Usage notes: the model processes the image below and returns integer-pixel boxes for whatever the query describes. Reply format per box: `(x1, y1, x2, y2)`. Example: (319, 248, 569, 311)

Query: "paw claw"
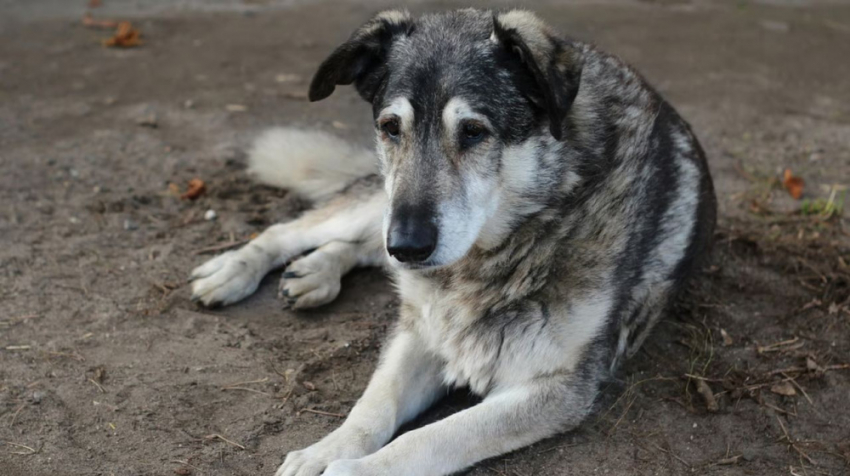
(282, 271, 302, 279)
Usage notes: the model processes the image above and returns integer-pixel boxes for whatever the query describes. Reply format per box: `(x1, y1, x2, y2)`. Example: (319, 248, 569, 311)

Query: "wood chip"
(720, 328, 733, 347)
(696, 379, 719, 412)
(770, 381, 797, 396)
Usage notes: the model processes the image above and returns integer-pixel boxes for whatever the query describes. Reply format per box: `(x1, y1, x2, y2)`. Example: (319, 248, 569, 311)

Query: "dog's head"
(310, 9, 583, 269)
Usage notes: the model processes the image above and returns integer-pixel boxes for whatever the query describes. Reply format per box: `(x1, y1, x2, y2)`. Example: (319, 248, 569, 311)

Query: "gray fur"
(190, 8, 716, 476)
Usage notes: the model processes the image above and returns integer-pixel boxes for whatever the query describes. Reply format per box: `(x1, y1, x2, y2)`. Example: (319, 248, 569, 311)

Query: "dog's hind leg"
(279, 237, 385, 310)
(189, 188, 386, 307)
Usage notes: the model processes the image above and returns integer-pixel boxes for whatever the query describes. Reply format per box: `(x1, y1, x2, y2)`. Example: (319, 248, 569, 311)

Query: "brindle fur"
(190, 8, 716, 476)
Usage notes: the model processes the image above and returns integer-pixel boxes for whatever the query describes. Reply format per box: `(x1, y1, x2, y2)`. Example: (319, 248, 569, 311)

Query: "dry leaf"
(770, 381, 797, 396)
(180, 179, 206, 200)
(302, 381, 316, 391)
(783, 169, 804, 200)
(88, 0, 103, 7)
(720, 328, 733, 347)
(82, 13, 117, 29)
(103, 21, 142, 48)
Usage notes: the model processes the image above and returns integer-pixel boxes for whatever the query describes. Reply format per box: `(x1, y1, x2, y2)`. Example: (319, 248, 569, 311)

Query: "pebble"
(204, 209, 217, 221)
(124, 219, 138, 231)
(31, 391, 45, 404)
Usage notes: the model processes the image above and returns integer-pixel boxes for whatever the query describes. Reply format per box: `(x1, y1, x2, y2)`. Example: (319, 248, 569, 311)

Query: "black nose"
(387, 209, 437, 264)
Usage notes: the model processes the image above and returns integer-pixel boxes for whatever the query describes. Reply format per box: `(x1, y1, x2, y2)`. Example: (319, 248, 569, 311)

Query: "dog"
(189, 8, 716, 476)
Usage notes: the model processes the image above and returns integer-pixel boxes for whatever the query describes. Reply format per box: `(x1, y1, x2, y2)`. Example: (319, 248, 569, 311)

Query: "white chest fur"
(395, 269, 613, 395)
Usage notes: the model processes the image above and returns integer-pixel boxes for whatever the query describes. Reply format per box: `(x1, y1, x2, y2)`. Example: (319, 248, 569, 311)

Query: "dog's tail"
(246, 127, 377, 202)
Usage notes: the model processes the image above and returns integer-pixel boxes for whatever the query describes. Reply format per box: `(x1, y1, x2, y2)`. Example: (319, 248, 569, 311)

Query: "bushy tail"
(246, 128, 378, 202)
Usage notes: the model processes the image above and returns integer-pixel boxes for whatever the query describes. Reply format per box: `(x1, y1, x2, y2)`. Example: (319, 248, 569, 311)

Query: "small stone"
(123, 219, 139, 231)
(183, 99, 195, 109)
(137, 112, 158, 128)
(31, 391, 46, 404)
(69, 217, 81, 224)
(204, 209, 217, 221)
(225, 104, 248, 112)
(275, 73, 302, 83)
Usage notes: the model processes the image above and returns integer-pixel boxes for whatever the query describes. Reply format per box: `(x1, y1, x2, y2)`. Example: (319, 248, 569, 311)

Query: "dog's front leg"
(323, 375, 595, 476)
(276, 330, 445, 476)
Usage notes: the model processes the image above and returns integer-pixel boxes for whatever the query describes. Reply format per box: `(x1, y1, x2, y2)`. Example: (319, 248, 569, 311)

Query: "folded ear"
(493, 11, 583, 141)
(309, 10, 414, 103)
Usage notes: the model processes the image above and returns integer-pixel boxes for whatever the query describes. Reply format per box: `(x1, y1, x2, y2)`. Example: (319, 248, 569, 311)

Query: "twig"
(204, 433, 246, 450)
(782, 372, 814, 405)
(192, 240, 248, 255)
(221, 386, 272, 397)
(649, 441, 691, 469)
(300, 408, 346, 418)
(5, 345, 32, 351)
(764, 402, 797, 417)
(3, 441, 39, 455)
(88, 378, 106, 394)
(767, 364, 850, 376)
(221, 377, 269, 388)
(9, 404, 25, 427)
(776, 415, 816, 465)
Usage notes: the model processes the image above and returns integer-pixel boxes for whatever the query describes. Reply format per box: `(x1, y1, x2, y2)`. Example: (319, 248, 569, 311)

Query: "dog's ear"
(309, 10, 414, 103)
(493, 11, 583, 141)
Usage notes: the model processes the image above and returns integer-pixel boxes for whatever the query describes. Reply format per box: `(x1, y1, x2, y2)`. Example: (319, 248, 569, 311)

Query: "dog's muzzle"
(386, 209, 438, 264)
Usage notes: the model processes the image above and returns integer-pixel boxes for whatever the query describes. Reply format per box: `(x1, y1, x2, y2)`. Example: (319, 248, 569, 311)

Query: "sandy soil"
(1, 1, 849, 475)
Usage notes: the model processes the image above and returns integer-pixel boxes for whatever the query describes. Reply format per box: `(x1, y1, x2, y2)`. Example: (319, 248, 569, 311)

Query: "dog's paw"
(189, 249, 267, 307)
(322, 459, 370, 476)
(275, 439, 369, 476)
(278, 254, 342, 310)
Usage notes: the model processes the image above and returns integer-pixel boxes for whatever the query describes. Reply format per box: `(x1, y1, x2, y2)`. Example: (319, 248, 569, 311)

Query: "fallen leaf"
(174, 468, 191, 476)
(181, 179, 206, 200)
(88, 0, 103, 7)
(82, 12, 117, 29)
(783, 169, 804, 200)
(720, 328, 733, 347)
(770, 381, 797, 397)
(103, 21, 142, 48)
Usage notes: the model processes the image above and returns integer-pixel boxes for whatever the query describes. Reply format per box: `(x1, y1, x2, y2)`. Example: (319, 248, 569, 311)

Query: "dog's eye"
(381, 118, 401, 138)
(460, 121, 487, 147)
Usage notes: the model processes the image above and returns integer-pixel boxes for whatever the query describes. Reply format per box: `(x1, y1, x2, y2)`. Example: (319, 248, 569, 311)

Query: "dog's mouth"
(386, 253, 440, 271)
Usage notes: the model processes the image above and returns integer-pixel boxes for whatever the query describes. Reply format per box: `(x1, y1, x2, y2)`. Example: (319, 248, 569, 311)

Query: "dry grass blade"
(193, 240, 248, 255)
(204, 433, 245, 450)
(3, 441, 39, 455)
(300, 408, 346, 418)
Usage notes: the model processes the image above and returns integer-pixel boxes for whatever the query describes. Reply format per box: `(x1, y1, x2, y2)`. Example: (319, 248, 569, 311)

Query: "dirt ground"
(1, 1, 849, 475)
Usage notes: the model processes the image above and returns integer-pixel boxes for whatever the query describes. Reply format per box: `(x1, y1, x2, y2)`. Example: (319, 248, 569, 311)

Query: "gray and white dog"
(189, 8, 716, 476)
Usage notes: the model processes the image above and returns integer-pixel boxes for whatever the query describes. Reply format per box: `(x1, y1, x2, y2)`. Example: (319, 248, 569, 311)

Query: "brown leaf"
(103, 21, 142, 48)
(770, 381, 797, 396)
(180, 179, 206, 200)
(88, 0, 103, 7)
(783, 169, 804, 200)
(174, 468, 191, 476)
